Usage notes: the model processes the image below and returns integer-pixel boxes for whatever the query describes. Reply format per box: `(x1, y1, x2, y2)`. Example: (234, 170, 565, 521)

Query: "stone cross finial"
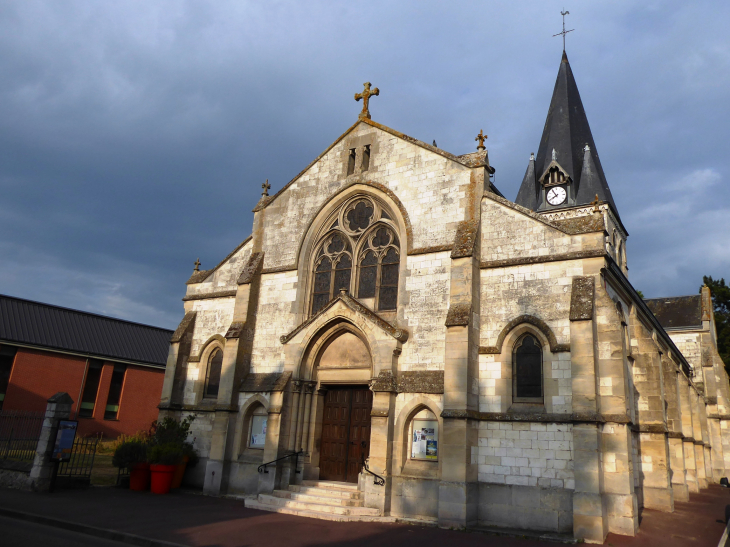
(475, 129, 487, 151)
(355, 82, 379, 119)
(261, 179, 270, 196)
(194, 258, 201, 272)
(590, 194, 600, 213)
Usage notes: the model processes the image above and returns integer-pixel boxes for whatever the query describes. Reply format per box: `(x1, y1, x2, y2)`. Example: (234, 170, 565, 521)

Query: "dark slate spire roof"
(515, 51, 620, 219)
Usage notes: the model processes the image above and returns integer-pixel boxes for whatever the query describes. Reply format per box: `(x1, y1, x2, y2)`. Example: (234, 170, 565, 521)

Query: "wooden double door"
(319, 387, 372, 483)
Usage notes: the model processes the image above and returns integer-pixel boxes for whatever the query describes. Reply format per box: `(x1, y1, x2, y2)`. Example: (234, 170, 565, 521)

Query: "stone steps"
(271, 490, 365, 507)
(256, 493, 380, 516)
(244, 480, 395, 522)
(287, 484, 363, 500)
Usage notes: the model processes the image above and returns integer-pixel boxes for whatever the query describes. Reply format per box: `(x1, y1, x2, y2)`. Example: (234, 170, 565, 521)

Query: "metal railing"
(258, 450, 303, 474)
(57, 436, 100, 485)
(362, 459, 385, 486)
(0, 410, 44, 463)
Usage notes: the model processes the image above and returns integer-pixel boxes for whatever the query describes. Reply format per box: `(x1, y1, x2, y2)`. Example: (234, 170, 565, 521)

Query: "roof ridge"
(0, 294, 173, 333)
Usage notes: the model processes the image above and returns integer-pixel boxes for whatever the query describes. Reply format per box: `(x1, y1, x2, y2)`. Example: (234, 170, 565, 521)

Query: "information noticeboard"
(51, 420, 78, 462)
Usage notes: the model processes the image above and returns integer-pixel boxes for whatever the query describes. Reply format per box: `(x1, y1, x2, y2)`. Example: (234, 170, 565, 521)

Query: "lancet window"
(513, 334, 543, 402)
(310, 196, 401, 315)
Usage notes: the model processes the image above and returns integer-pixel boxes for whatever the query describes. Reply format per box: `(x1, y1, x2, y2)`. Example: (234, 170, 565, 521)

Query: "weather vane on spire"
(553, 9, 574, 52)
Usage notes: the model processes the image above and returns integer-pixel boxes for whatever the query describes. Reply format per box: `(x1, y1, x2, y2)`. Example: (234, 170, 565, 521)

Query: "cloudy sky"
(1, 1, 728, 329)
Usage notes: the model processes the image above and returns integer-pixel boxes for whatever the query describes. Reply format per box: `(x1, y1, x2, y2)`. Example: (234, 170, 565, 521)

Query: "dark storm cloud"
(1, 1, 728, 327)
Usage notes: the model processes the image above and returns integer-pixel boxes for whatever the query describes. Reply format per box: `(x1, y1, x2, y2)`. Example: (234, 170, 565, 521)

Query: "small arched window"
(409, 408, 438, 461)
(203, 348, 223, 399)
(513, 334, 543, 402)
(247, 405, 268, 449)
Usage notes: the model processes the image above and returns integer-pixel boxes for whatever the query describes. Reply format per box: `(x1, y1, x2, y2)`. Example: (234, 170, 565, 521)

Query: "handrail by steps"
(362, 459, 385, 486)
(258, 450, 303, 474)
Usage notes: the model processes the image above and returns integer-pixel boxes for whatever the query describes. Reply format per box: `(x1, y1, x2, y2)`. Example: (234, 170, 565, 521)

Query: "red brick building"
(0, 295, 172, 438)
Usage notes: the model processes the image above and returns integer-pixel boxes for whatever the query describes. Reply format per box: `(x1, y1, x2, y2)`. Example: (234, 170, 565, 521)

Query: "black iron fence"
(0, 409, 44, 463)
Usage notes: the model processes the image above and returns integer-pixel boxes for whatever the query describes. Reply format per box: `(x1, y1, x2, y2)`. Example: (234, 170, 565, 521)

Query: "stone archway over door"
(320, 386, 372, 483)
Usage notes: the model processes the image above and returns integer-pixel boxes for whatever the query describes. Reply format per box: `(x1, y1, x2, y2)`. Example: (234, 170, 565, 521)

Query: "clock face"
(546, 186, 567, 206)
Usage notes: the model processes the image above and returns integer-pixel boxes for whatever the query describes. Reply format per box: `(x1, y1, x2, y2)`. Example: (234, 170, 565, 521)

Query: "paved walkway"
(0, 485, 726, 547)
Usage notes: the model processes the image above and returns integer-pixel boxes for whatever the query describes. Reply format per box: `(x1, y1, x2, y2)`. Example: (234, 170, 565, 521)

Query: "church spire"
(515, 51, 620, 220)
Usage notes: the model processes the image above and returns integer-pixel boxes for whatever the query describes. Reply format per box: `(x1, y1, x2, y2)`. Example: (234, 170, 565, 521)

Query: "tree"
(702, 276, 730, 372)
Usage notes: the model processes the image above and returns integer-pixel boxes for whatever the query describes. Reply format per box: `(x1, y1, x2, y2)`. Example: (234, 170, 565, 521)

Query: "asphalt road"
(0, 515, 130, 547)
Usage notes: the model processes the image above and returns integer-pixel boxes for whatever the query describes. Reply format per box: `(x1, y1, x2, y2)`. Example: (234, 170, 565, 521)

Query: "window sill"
(401, 459, 439, 479)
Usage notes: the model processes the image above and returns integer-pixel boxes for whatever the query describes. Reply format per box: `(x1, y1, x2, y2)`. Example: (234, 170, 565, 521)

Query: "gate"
(55, 436, 100, 488)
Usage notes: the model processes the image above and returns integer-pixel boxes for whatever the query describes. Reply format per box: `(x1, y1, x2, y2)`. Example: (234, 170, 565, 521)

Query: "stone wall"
(479, 483, 573, 533)
(250, 271, 299, 374)
(401, 252, 451, 371)
(476, 422, 574, 489)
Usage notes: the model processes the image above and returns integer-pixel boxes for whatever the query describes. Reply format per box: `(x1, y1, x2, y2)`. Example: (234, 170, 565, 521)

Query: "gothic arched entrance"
(312, 329, 373, 483)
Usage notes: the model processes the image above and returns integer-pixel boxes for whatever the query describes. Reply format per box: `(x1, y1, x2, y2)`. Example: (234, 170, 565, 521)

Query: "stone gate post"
(29, 392, 73, 492)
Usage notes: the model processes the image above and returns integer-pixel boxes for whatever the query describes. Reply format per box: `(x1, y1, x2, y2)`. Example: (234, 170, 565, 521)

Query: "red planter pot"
(150, 464, 177, 494)
(171, 456, 189, 489)
(129, 463, 150, 491)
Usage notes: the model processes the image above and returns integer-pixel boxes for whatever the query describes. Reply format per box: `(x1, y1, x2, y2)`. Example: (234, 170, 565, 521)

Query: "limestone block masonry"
(158, 58, 730, 544)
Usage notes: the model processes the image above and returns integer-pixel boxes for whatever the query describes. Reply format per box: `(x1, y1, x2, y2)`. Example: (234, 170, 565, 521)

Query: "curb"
(0, 506, 187, 547)
(719, 513, 730, 547)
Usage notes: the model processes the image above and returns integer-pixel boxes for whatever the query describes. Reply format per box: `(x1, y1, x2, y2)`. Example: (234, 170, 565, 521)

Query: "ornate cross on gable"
(194, 258, 201, 272)
(261, 179, 270, 196)
(475, 129, 488, 151)
(355, 82, 379, 120)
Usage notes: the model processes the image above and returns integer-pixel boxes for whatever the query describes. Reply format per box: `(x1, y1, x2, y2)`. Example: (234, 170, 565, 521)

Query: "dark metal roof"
(515, 51, 621, 221)
(644, 295, 703, 330)
(0, 294, 173, 368)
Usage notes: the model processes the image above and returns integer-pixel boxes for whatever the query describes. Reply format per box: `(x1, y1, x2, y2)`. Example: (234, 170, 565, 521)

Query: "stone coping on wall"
(182, 290, 237, 302)
(170, 311, 197, 344)
(186, 236, 253, 284)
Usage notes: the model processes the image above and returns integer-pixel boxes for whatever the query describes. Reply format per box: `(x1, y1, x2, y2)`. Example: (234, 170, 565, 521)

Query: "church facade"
(157, 52, 730, 543)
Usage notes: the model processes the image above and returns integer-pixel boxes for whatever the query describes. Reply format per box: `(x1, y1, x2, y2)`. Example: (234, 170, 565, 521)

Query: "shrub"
(112, 441, 148, 469)
(148, 443, 185, 466)
(149, 415, 195, 446)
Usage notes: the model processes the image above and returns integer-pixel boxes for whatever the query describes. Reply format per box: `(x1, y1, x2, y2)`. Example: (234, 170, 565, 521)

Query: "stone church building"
(158, 51, 730, 543)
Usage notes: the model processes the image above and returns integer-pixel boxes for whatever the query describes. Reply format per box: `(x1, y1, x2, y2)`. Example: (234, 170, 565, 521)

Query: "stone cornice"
(480, 248, 605, 270)
(408, 244, 453, 256)
(440, 410, 632, 425)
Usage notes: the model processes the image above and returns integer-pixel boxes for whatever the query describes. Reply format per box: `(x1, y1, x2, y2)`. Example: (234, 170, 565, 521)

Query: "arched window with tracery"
(358, 226, 400, 310)
(312, 233, 352, 314)
(310, 196, 401, 316)
(512, 334, 543, 402)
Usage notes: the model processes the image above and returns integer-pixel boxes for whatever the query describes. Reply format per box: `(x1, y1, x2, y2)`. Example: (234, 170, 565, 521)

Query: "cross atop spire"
(261, 179, 270, 196)
(355, 82, 379, 120)
(475, 129, 488, 151)
(553, 10, 574, 52)
(194, 258, 201, 272)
